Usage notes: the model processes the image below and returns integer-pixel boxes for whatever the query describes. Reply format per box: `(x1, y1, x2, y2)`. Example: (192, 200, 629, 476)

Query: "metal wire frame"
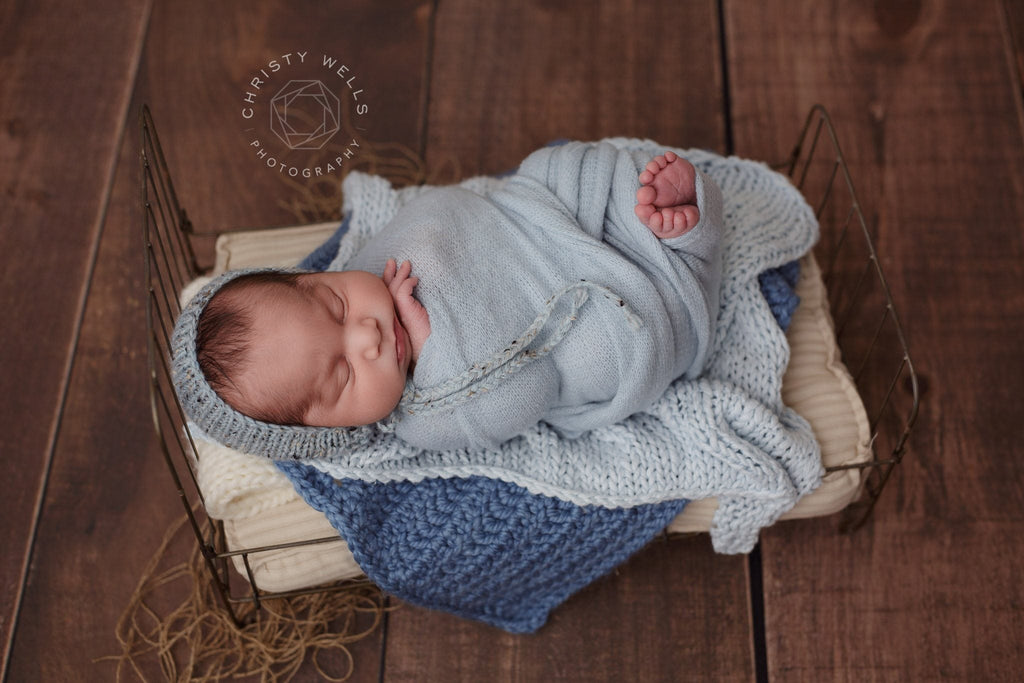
(141, 103, 919, 624)
(780, 104, 920, 532)
(141, 106, 372, 627)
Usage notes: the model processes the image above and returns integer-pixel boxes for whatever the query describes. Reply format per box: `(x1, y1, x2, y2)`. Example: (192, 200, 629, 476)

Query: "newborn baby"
(178, 144, 724, 451)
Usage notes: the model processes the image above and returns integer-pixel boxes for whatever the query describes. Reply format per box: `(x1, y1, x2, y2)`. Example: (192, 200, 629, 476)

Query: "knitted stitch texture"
(341, 140, 723, 451)
(278, 466, 687, 633)
(171, 141, 821, 559)
(273, 220, 798, 633)
(271, 213, 797, 633)
(173, 142, 805, 631)
(281, 207, 724, 633)
(313, 142, 822, 554)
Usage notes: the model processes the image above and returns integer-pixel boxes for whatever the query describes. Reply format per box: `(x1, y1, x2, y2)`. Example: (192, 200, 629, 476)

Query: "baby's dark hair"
(195, 271, 310, 425)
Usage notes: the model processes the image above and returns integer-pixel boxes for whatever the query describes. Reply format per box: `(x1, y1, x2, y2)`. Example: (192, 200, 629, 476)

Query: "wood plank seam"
(997, 0, 1024, 145)
(717, 1, 767, 678)
(717, 0, 736, 156)
(415, 0, 440, 164)
(0, 3, 155, 679)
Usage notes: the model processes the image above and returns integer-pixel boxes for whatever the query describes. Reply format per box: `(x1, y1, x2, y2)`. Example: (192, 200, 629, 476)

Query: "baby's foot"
(634, 151, 700, 239)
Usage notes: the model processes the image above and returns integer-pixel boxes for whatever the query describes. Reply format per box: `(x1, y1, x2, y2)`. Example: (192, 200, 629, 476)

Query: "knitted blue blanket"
(275, 144, 810, 632)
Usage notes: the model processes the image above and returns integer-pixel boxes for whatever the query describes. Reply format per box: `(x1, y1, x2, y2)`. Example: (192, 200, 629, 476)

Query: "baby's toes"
(634, 202, 655, 223)
(636, 184, 656, 205)
(645, 156, 667, 175)
(646, 209, 664, 231)
(673, 209, 689, 232)
(658, 205, 700, 238)
(682, 205, 700, 229)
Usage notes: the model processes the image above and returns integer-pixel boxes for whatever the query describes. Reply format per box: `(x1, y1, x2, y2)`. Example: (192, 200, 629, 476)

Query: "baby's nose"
(351, 318, 382, 359)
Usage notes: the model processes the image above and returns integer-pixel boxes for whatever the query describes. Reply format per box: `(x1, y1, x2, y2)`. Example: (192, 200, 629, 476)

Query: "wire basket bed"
(142, 104, 919, 625)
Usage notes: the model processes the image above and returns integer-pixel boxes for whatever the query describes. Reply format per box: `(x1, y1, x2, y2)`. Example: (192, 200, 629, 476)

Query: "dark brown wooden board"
(9, 0, 1024, 679)
(383, 536, 754, 682)
(1003, 0, 1024, 106)
(422, 0, 726, 177)
(0, 0, 151, 674)
(5, 0, 429, 680)
(379, 2, 755, 680)
(726, 0, 1024, 679)
(8, 101, 393, 683)
(139, 0, 433, 234)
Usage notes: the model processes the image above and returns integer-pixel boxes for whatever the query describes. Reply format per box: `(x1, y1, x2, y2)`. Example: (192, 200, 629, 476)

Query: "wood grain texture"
(382, 2, 755, 680)
(1004, 0, 1024, 109)
(727, 0, 1024, 679)
(0, 0, 150, 675)
(139, 0, 432, 233)
(383, 536, 754, 682)
(5, 96, 385, 683)
(423, 0, 727, 175)
(10, 0, 1024, 679)
(6, 0, 430, 679)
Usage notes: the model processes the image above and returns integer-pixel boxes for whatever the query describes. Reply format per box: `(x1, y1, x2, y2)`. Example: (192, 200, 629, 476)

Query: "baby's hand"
(383, 259, 431, 361)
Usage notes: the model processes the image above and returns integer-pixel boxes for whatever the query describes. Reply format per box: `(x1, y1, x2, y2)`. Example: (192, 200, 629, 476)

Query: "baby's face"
(238, 271, 413, 427)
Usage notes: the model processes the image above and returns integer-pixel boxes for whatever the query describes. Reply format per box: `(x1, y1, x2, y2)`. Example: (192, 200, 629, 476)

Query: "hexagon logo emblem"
(269, 80, 341, 150)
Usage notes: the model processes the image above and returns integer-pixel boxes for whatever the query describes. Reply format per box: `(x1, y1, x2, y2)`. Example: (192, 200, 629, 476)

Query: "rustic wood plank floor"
(3, 0, 1023, 681)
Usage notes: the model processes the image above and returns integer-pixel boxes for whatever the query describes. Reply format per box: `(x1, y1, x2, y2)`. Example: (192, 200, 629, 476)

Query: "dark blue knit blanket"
(274, 214, 799, 633)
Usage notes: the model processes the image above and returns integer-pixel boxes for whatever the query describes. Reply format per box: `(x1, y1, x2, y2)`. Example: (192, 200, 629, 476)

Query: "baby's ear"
(180, 276, 214, 307)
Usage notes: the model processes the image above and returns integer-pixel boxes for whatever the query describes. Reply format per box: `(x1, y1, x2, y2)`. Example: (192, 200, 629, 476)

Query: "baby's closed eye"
(325, 288, 347, 322)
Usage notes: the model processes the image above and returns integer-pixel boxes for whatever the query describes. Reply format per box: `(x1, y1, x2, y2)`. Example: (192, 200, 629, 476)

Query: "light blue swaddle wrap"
(343, 140, 723, 452)
(301, 139, 822, 553)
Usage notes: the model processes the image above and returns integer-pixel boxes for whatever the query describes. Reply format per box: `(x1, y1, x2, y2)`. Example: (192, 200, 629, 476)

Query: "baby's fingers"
(397, 275, 419, 298)
(384, 260, 415, 298)
(393, 276, 420, 312)
(382, 258, 397, 285)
